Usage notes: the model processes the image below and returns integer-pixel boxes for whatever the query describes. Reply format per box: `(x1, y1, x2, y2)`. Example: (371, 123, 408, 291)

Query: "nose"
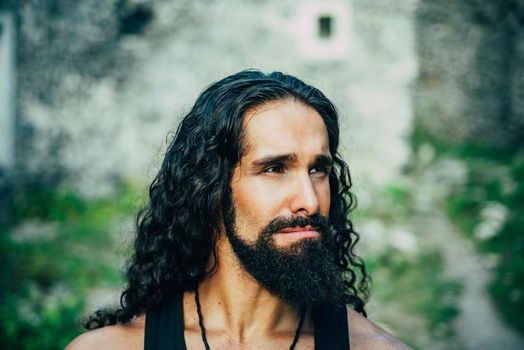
(290, 172, 320, 216)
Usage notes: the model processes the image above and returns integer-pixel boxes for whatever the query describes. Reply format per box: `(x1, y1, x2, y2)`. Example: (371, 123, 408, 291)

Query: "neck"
(184, 235, 309, 343)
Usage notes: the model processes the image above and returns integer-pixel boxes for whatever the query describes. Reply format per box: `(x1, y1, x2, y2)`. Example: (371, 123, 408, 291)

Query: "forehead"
(241, 100, 330, 159)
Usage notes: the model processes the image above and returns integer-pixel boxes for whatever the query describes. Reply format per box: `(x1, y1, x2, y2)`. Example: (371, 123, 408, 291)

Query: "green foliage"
(355, 181, 414, 224)
(357, 178, 461, 349)
(0, 183, 140, 349)
(410, 119, 518, 161)
(369, 249, 461, 340)
(417, 126, 524, 334)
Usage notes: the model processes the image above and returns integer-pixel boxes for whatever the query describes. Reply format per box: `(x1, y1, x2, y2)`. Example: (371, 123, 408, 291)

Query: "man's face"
(230, 99, 332, 247)
(224, 99, 346, 306)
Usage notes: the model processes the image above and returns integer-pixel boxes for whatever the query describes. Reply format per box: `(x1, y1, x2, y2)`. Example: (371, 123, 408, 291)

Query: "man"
(67, 70, 410, 349)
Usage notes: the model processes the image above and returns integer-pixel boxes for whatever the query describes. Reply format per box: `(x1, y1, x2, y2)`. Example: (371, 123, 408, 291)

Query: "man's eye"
(310, 166, 331, 176)
(263, 165, 285, 174)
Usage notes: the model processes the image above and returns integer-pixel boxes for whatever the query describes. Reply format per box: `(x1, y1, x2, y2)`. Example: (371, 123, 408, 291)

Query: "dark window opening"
(119, 4, 154, 36)
(318, 15, 333, 39)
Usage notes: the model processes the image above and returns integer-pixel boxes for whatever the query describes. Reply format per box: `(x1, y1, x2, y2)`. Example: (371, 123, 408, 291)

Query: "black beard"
(223, 204, 346, 307)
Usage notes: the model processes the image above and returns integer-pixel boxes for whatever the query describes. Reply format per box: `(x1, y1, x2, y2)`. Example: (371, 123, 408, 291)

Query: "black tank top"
(144, 293, 350, 349)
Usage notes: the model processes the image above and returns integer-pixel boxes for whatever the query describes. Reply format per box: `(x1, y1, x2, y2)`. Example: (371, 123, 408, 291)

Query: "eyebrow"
(251, 154, 297, 168)
(251, 153, 333, 168)
(314, 154, 334, 168)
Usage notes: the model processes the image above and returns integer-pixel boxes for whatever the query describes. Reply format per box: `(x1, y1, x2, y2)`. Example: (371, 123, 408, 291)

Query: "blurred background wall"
(0, 0, 522, 349)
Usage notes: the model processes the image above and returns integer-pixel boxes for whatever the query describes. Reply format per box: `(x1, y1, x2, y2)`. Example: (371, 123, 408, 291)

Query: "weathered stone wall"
(414, 0, 524, 148)
(12, 0, 152, 191)
(0, 8, 16, 224)
(13, 0, 418, 196)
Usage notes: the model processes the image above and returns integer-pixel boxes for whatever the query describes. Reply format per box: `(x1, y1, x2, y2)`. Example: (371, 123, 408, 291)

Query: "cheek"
(233, 177, 284, 217)
(317, 182, 331, 216)
(231, 183, 274, 240)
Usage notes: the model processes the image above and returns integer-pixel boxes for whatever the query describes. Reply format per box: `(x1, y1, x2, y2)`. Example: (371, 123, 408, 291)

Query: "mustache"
(261, 214, 331, 237)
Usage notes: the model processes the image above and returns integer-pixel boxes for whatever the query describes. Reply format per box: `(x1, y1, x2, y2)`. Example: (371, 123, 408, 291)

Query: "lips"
(276, 225, 320, 239)
(280, 225, 318, 233)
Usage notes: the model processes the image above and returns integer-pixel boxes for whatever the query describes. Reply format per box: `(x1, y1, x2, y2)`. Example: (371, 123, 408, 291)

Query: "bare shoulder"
(65, 315, 145, 350)
(347, 307, 412, 350)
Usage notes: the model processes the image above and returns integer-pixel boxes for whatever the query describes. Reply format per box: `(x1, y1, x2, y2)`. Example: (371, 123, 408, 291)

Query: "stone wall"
(0, 9, 16, 225)
(13, 0, 418, 196)
(414, 0, 524, 148)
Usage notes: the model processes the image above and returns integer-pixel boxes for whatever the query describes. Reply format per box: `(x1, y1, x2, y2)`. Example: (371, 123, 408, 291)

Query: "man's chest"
(183, 328, 315, 350)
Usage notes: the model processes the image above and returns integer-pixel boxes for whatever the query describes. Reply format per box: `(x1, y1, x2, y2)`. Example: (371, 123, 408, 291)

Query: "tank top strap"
(144, 293, 186, 350)
(313, 304, 350, 350)
(144, 293, 350, 350)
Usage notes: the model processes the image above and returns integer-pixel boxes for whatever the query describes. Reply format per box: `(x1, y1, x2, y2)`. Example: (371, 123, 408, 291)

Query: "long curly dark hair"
(84, 70, 370, 329)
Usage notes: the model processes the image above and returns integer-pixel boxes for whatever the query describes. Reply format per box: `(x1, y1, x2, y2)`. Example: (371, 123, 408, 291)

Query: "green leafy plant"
(0, 183, 140, 349)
